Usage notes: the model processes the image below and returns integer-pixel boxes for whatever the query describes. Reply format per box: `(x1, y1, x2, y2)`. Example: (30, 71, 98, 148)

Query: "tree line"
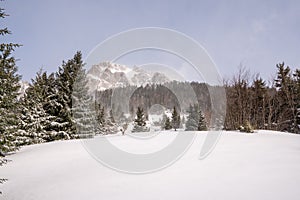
(224, 65, 300, 134)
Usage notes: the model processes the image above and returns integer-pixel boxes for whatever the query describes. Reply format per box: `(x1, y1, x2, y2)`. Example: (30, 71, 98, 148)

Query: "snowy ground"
(1, 130, 300, 200)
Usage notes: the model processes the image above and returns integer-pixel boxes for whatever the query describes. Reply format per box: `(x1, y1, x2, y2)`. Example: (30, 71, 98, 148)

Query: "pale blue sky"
(2, 0, 300, 81)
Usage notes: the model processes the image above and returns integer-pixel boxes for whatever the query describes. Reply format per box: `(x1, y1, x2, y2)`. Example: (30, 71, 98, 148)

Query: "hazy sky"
(2, 0, 300, 81)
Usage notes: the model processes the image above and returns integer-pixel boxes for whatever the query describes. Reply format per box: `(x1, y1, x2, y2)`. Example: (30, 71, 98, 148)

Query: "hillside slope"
(1, 131, 300, 200)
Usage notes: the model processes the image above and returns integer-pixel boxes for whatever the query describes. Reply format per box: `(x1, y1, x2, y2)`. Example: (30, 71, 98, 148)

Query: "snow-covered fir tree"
(164, 117, 172, 130)
(19, 70, 57, 144)
(161, 113, 168, 130)
(198, 109, 207, 131)
(95, 102, 106, 134)
(0, 7, 21, 153)
(95, 103, 118, 135)
(185, 104, 207, 131)
(171, 106, 180, 131)
(72, 67, 94, 138)
(132, 107, 149, 132)
(106, 109, 118, 134)
(54, 51, 85, 138)
(294, 69, 300, 133)
(185, 104, 199, 131)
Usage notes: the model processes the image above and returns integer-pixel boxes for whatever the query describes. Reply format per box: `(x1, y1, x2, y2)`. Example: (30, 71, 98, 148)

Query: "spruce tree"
(160, 113, 168, 130)
(0, 6, 21, 195)
(95, 102, 106, 134)
(72, 67, 94, 138)
(106, 109, 118, 134)
(164, 117, 172, 130)
(0, 7, 21, 153)
(171, 106, 180, 131)
(185, 104, 199, 131)
(293, 69, 300, 133)
(55, 51, 84, 138)
(198, 110, 207, 131)
(19, 70, 56, 144)
(275, 63, 295, 132)
(132, 107, 149, 132)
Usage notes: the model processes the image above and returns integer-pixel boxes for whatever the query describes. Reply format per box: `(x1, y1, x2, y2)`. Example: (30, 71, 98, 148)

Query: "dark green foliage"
(185, 104, 207, 131)
(185, 104, 199, 131)
(0, 6, 21, 153)
(19, 70, 57, 144)
(72, 66, 94, 138)
(198, 110, 207, 131)
(294, 70, 300, 132)
(0, 5, 21, 195)
(53, 51, 85, 138)
(95, 103, 119, 135)
(132, 107, 149, 132)
(164, 117, 172, 130)
(171, 106, 180, 131)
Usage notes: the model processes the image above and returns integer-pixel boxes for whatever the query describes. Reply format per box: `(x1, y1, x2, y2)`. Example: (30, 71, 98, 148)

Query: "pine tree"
(109, 109, 115, 123)
(293, 69, 300, 133)
(54, 52, 84, 138)
(94, 103, 119, 135)
(42, 72, 64, 135)
(72, 66, 94, 138)
(185, 104, 199, 131)
(198, 109, 207, 131)
(0, 6, 21, 195)
(19, 70, 56, 144)
(164, 117, 172, 130)
(132, 107, 149, 132)
(171, 106, 180, 131)
(95, 102, 106, 134)
(0, 7, 21, 153)
(251, 77, 267, 129)
(274, 63, 295, 132)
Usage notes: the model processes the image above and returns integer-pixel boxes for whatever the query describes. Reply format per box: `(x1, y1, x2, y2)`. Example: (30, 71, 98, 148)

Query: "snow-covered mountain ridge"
(87, 62, 170, 92)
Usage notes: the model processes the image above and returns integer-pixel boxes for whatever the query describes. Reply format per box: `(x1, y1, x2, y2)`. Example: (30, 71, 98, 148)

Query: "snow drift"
(1, 130, 300, 200)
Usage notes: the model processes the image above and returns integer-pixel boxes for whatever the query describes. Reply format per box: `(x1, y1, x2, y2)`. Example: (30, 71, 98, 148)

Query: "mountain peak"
(87, 62, 170, 92)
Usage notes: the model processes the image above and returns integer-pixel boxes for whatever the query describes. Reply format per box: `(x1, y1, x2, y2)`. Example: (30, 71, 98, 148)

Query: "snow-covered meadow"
(1, 130, 300, 200)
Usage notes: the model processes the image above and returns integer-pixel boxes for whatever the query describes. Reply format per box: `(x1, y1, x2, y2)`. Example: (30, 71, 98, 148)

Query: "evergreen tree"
(185, 104, 199, 131)
(274, 63, 295, 132)
(19, 70, 56, 144)
(0, 7, 21, 153)
(164, 117, 172, 130)
(95, 103, 118, 135)
(293, 69, 300, 133)
(251, 77, 267, 129)
(132, 107, 149, 132)
(72, 67, 94, 138)
(0, 6, 21, 194)
(198, 109, 207, 131)
(105, 108, 118, 134)
(171, 106, 180, 131)
(54, 52, 84, 138)
(42, 72, 64, 135)
(109, 109, 115, 123)
(95, 102, 106, 134)
(160, 113, 168, 130)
